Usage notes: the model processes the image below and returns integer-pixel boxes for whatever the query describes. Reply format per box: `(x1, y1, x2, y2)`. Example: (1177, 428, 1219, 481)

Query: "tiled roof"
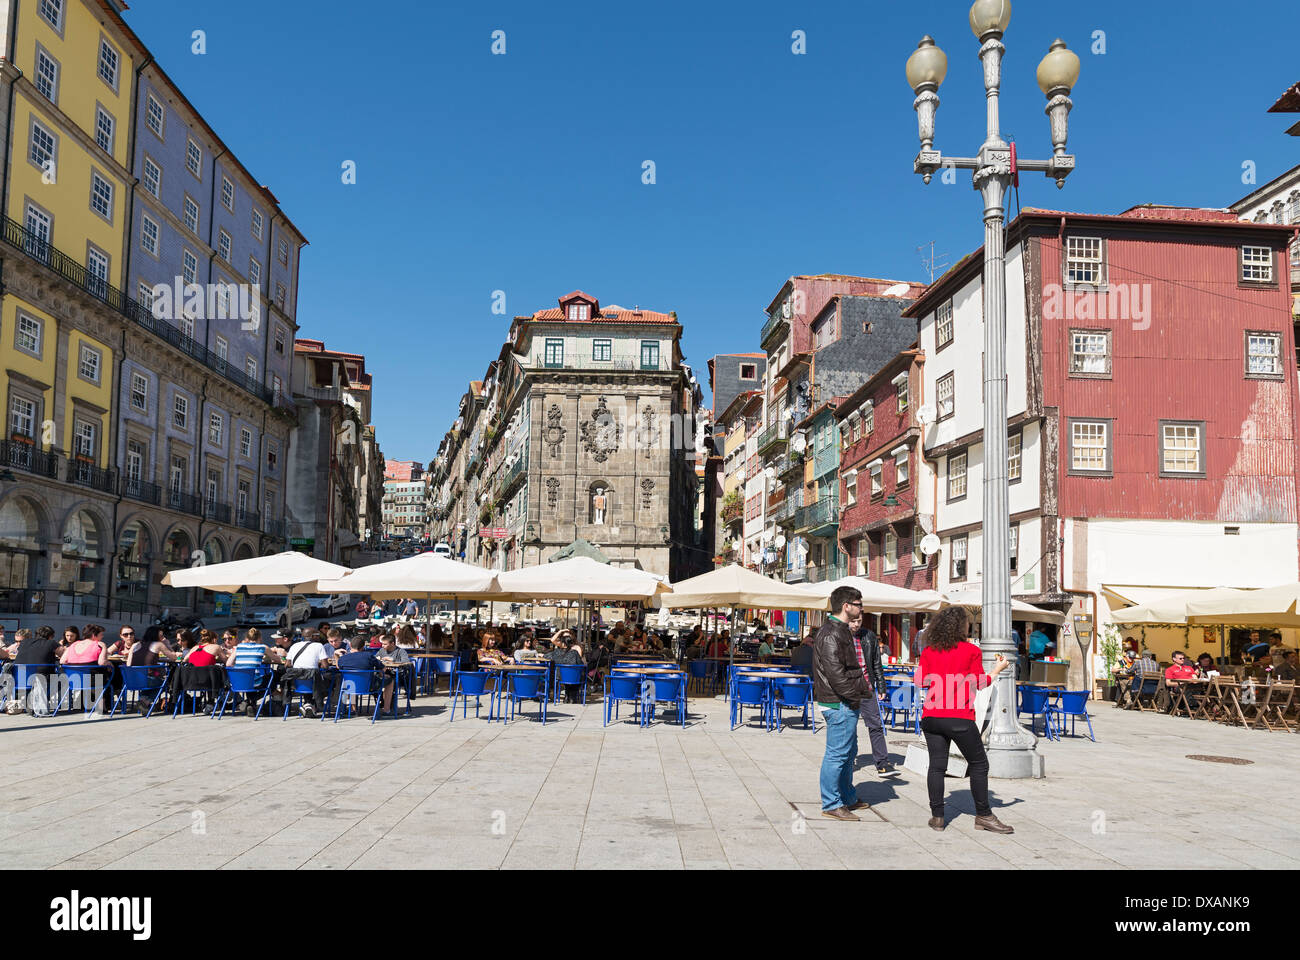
(529, 306, 677, 324)
(1269, 82, 1300, 113)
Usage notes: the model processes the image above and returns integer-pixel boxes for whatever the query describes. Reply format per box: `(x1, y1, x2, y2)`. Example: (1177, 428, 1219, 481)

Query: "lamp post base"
(986, 728, 1046, 779)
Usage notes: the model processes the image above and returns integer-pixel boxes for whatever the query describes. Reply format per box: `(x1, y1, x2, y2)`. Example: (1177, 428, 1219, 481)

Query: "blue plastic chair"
(110, 664, 171, 717)
(505, 672, 549, 725)
(604, 675, 644, 727)
(332, 669, 384, 723)
(281, 674, 317, 720)
(53, 665, 110, 716)
(430, 656, 458, 694)
(648, 673, 687, 727)
(1, 665, 54, 714)
(215, 667, 272, 719)
(687, 659, 715, 694)
(888, 684, 922, 735)
(1046, 689, 1095, 741)
(772, 678, 814, 732)
(731, 678, 770, 730)
(1017, 686, 1056, 738)
(449, 671, 495, 721)
(552, 663, 588, 704)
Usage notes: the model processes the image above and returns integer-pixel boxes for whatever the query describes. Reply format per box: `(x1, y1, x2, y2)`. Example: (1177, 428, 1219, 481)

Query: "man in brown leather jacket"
(813, 586, 870, 821)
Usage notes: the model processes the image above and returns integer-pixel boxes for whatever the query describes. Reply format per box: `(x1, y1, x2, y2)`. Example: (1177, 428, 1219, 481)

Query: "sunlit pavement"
(0, 693, 1296, 869)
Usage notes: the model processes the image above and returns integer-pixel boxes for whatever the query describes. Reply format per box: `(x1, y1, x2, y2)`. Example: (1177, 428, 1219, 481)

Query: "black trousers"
(920, 716, 991, 818)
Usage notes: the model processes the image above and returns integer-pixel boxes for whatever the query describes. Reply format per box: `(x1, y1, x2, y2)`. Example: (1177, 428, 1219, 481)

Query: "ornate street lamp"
(906, 0, 1079, 779)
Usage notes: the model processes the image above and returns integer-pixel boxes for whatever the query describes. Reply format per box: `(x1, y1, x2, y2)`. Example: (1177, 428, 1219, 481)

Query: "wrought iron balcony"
(236, 509, 261, 532)
(67, 458, 115, 494)
(534, 354, 672, 373)
(204, 499, 232, 524)
(497, 454, 528, 498)
(165, 488, 203, 515)
(794, 494, 839, 534)
(263, 518, 287, 540)
(760, 310, 787, 347)
(1, 439, 58, 479)
(120, 476, 162, 505)
(755, 421, 788, 455)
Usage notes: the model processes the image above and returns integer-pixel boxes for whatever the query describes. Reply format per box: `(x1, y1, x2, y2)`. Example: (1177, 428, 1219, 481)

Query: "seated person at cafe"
(337, 636, 394, 713)
(684, 634, 704, 659)
(1243, 643, 1272, 681)
(1195, 652, 1220, 677)
(476, 630, 509, 666)
(514, 635, 539, 662)
(225, 627, 278, 716)
(1162, 650, 1199, 711)
(756, 634, 774, 661)
(106, 625, 135, 658)
(789, 632, 815, 674)
(184, 630, 227, 713)
(377, 633, 411, 711)
(550, 637, 586, 703)
(283, 631, 336, 718)
(1112, 649, 1139, 677)
(58, 623, 110, 712)
(7, 626, 63, 713)
(1275, 649, 1299, 682)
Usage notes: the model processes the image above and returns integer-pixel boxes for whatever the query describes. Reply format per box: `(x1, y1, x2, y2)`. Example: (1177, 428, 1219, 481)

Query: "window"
(249, 257, 261, 287)
(1069, 329, 1111, 376)
(593, 338, 612, 362)
(29, 118, 56, 169)
(1008, 431, 1022, 483)
(237, 478, 250, 516)
(895, 375, 909, 412)
(182, 249, 198, 284)
(240, 427, 252, 458)
(884, 530, 898, 573)
(252, 209, 263, 239)
(544, 338, 564, 367)
(740, 363, 757, 380)
(16, 313, 43, 356)
(844, 470, 857, 506)
(183, 195, 199, 234)
(1069, 419, 1110, 474)
(179, 314, 194, 339)
(267, 442, 279, 470)
(170, 456, 187, 492)
(912, 526, 925, 567)
(79, 343, 102, 383)
(936, 372, 955, 421)
(1240, 245, 1273, 283)
(130, 372, 148, 411)
(186, 139, 202, 178)
(566, 303, 590, 320)
(90, 171, 113, 221)
(1009, 523, 1019, 575)
(10, 396, 36, 438)
(849, 416, 860, 442)
(950, 534, 968, 581)
(214, 336, 228, 362)
(640, 341, 660, 370)
(126, 441, 144, 482)
(895, 449, 910, 487)
(863, 402, 874, 436)
(208, 412, 223, 445)
(271, 374, 283, 399)
(244, 357, 257, 382)
(869, 462, 883, 498)
(145, 94, 164, 137)
(142, 156, 160, 197)
(1245, 331, 1283, 378)
(75, 419, 96, 458)
(35, 48, 59, 102)
(173, 394, 188, 430)
(278, 238, 289, 265)
(218, 229, 232, 262)
(947, 450, 967, 501)
(274, 327, 286, 354)
(38, 0, 63, 29)
(812, 309, 837, 349)
(206, 470, 220, 505)
(137, 282, 154, 311)
(275, 282, 286, 308)
(220, 176, 234, 211)
(98, 38, 119, 88)
(1160, 421, 1205, 477)
(94, 107, 114, 154)
(936, 299, 954, 348)
(1066, 236, 1104, 285)
(86, 247, 108, 295)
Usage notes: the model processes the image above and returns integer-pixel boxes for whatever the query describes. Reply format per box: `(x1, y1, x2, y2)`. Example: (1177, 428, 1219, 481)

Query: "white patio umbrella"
(915, 587, 1069, 626)
(160, 550, 351, 630)
(314, 553, 503, 644)
(1183, 584, 1296, 627)
(798, 576, 938, 615)
(1110, 586, 1253, 625)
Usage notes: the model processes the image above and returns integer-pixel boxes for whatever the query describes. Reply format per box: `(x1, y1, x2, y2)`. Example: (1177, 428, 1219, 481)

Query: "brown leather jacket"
(813, 617, 871, 710)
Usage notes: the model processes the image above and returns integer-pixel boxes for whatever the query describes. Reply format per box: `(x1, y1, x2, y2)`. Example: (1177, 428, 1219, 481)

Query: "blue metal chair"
(53, 665, 110, 716)
(430, 656, 458, 694)
(1, 665, 54, 715)
(888, 684, 922, 735)
(731, 678, 770, 730)
(1046, 689, 1095, 741)
(647, 673, 687, 727)
(215, 667, 272, 719)
(504, 671, 549, 725)
(332, 669, 384, 723)
(772, 678, 814, 732)
(449, 670, 495, 721)
(281, 674, 318, 720)
(603, 675, 644, 727)
(1017, 686, 1056, 739)
(110, 664, 171, 717)
(552, 663, 588, 704)
(687, 659, 715, 695)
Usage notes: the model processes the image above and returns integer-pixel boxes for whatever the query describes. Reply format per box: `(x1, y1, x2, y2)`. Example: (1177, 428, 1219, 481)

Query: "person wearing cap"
(376, 633, 412, 713)
(1112, 649, 1139, 678)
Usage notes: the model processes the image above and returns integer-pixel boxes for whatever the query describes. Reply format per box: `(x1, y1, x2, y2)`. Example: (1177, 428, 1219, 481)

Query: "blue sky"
(129, 0, 1299, 461)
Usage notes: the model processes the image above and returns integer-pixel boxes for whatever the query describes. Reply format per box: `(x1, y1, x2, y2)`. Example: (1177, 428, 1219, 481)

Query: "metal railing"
(120, 476, 162, 505)
(204, 499, 232, 524)
(1, 215, 288, 412)
(67, 458, 115, 494)
(263, 518, 287, 539)
(755, 421, 788, 454)
(1, 439, 58, 479)
(236, 509, 261, 532)
(165, 488, 203, 515)
(534, 354, 672, 373)
(760, 310, 787, 346)
(794, 494, 839, 533)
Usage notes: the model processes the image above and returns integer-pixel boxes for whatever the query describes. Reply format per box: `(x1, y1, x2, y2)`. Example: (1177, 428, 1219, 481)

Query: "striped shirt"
(232, 642, 267, 668)
(850, 633, 873, 692)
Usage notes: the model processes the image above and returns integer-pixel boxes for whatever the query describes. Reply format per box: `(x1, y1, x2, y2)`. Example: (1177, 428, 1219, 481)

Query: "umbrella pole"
(426, 593, 431, 650)
(1219, 624, 1225, 666)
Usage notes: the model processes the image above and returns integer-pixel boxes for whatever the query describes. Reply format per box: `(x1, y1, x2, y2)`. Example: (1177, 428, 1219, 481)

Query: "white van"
(433, 542, 453, 558)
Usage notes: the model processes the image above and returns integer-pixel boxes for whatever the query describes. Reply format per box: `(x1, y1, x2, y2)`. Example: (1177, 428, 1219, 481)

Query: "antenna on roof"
(917, 241, 950, 284)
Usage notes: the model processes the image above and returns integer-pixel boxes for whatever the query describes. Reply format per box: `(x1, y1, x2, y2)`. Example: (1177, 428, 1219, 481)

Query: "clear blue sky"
(129, 0, 1299, 462)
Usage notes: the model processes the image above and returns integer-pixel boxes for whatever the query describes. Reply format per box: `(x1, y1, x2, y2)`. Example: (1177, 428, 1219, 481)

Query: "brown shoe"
(821, 807, 861, 822)
(974, 813, 1014, 834)
(928, 816, 945, 831)
(847, 800, 870, 812)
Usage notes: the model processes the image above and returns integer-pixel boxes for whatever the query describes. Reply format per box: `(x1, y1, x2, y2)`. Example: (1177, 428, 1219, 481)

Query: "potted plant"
(1098, 624, 1121, 701)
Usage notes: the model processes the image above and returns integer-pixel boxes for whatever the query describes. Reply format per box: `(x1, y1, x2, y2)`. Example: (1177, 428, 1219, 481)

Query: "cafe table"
(1167, 678, 1210, 719)
(478, 663, 547, 719)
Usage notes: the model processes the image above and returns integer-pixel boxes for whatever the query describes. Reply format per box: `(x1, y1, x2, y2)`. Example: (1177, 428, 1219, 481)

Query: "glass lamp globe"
(969, 0, 1012, 39)
(905, 36, 948, 93)
(1037, 39, 1080, 94)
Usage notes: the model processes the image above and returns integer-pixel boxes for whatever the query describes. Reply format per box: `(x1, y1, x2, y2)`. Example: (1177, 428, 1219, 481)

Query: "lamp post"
(906, 0, 1079, 779)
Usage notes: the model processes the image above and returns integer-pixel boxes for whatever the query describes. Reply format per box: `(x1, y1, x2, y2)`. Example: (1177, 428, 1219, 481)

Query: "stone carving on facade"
(637, 404, 659, 459)
(580, 396, 622, 463)
(543, 404, 566, 459)
(640, 478, 655, 509)
(546, 477, 560, 509)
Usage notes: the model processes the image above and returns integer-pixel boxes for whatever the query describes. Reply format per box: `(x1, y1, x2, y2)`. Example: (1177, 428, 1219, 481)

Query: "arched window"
(115, 520, 151, 613)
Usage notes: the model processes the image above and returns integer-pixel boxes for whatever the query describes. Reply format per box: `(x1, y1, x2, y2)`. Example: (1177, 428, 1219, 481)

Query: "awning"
(1101, 584, 1210, 609)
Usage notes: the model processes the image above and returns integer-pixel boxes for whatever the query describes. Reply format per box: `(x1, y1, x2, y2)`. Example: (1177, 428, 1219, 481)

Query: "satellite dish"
(792, 434, 807, 453)
(917, 405, 937, 425)
(921, 533, 941, 556)
(774, 534, 787, 548)
(881, 282, 912, 298)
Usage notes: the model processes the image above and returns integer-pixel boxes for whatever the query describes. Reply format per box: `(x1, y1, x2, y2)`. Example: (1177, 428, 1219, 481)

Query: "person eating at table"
(58, 623, 110, 713)
(1163, 650, 1199, 712)
(337, 636, 394, 715)
(1244, 643, 1272, 681)
(1194, 652, 1219, 677)
(550, 632, 586, 703)
(756, 634, 775, 662)
(376, 633, 412, 712)
(476, 629, 510, 666)
(106, 625, 135, 658)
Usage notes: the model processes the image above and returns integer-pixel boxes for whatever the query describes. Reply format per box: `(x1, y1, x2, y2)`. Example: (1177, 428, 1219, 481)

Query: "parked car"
(240, 594, 312, 629)
(432, 542, 453, 558)
(304, 594, 348, 617)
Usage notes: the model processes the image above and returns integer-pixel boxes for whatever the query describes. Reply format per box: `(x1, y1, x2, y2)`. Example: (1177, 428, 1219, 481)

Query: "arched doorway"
(60, 509, 106, 617)
(158, 527, 195, 610)
(0, 496, 45, 614)
(232, 542, 254, 561)
(115, 520, 152, 614)
(197, 538, 226, 615)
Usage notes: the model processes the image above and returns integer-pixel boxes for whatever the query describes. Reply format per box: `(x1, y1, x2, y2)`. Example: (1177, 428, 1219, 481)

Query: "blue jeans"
(819, 703, 859, 811)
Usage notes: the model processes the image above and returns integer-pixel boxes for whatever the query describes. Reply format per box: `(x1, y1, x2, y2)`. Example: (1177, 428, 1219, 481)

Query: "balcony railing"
(204, 499, 232, 524)
(760, 310, 787, 347)
(1, 439, 58, 479)
(236, 509, 261, 532)
(498, 454, 528, 497)
(806, 560, 848, 584)
(263, 518, 287, 540)
(120, 476, 162, 505)
(1, 214, 286, 412)
(534, 354, 672, 373)
(794, 495, 839, 533)
(165, 488, 203, 515)
(67, 458, 115, 494)
(755, 421, 788, 455)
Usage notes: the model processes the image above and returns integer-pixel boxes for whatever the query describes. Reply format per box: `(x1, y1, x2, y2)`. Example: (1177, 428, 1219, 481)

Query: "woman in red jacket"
(914, 606, 1013, 834)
